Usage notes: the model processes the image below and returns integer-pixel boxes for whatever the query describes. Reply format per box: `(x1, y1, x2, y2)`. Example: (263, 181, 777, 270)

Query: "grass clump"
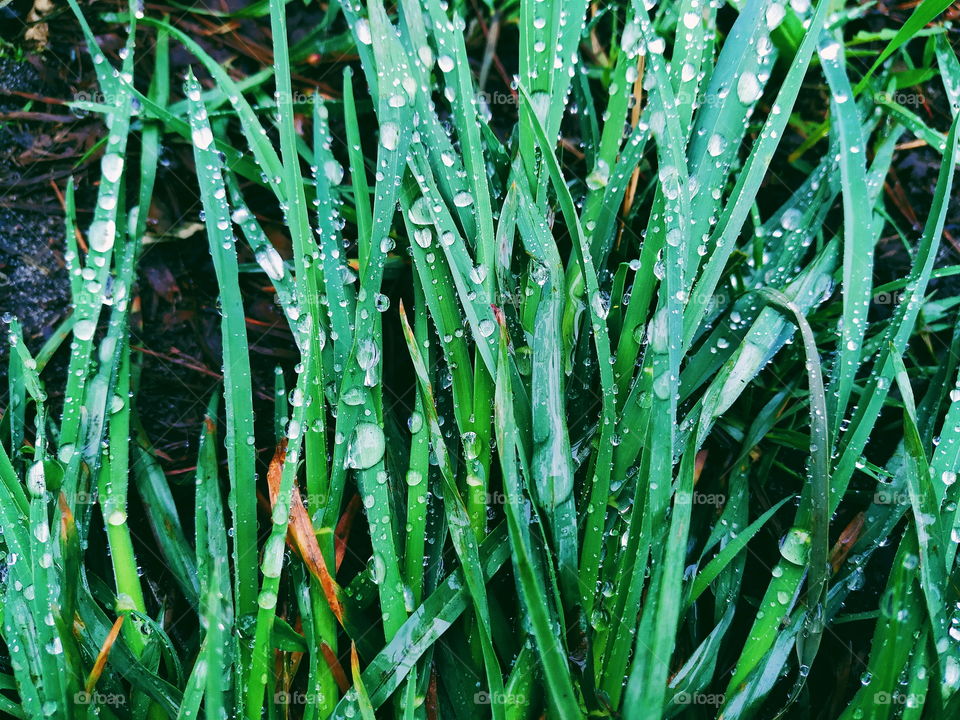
(3, 0, 960, 717)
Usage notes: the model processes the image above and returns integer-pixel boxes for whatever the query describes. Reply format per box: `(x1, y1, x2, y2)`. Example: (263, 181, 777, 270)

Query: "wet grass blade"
(186, 71, 259, 625)
(516, 86, 617, 618)
(891, 352, 952, 696)
(819, 38, 874, 437)
(400, 302, 505, 716)
(195, 394, 235, 715)
(855, 0, 957, 92)
(493, 322, 580, 717)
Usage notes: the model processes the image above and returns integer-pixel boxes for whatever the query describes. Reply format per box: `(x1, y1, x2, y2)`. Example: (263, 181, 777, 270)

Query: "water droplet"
(101, 153, 124, 183)
(346, 423, 385, 470)
(478, 319, 495, 337)
(355, 18, 372, 45)
(737, 72, 761, 104)
(74, 319, 96, 341)
(256, 246, 286, 281)
(88, 219, 117, 253)
(380, 122, 399, 151)
(820, 41, 840, 62)
(324, 159, 344, 185)
(408, 412, 424, 434)
(766, 3, 785, 28)
(707, 133, 726, 158)
(192, 126, 214, 150)
(413, 227, 433, 248)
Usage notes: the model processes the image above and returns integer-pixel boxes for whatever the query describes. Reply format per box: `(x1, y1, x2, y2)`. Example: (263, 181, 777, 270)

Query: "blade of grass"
(186, 70, 259, 627)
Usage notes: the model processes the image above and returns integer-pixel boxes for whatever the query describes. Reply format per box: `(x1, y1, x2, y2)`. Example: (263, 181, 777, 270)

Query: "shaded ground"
(0, 208, 68, 356)
(0, 51, 71, 398)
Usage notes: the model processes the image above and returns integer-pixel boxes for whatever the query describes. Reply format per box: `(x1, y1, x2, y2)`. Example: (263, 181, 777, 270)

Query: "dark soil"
(0, 207, 68, 360)
(0, 52, 71, 391)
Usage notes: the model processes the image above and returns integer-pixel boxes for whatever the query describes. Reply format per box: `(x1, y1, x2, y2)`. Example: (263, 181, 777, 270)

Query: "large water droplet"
(346, 423, 385, 470)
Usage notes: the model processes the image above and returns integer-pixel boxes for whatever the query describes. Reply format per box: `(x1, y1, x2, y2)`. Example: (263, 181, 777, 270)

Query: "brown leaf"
(267, 441, 345, 625)
(693, 449, 708, 486)
(144, 263, 181, 303)
(334, 494, 362, 572)
(24, 0, 54, 48)
(829, 512, 864, 574)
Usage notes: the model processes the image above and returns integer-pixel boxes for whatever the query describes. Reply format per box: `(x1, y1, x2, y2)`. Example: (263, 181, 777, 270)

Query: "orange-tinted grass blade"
(85, 615, 124, 694)
(830, 512, 865, 574)
(267, 441, 345, 625)
(320, 642, 350, 693)
(334, 494, 362, 572)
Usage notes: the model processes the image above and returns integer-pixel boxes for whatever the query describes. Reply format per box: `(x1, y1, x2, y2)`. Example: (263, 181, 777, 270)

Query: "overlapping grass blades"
(2, 0, 960, 717)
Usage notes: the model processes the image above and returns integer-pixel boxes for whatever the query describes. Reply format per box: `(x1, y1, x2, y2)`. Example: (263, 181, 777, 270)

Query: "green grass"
(3, 0, 960, 717)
